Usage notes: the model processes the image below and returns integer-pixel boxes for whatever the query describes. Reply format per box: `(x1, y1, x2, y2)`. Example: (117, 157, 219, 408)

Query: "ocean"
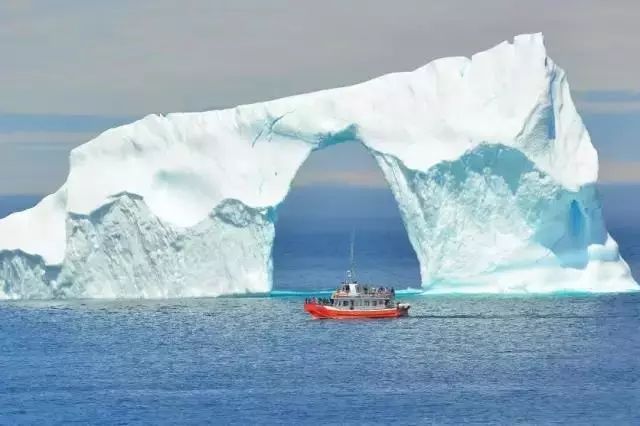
(1, 185, 639, 424)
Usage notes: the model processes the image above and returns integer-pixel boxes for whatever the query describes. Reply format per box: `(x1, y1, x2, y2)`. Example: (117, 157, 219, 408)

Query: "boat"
(303, 232, 410, 319)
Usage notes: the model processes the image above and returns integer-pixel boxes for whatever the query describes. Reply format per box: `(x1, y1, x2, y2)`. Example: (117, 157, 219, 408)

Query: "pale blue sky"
(0, 1, 639, 194)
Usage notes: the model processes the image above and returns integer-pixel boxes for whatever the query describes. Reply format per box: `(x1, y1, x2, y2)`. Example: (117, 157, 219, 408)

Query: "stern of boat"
(397, 303, 410, 317)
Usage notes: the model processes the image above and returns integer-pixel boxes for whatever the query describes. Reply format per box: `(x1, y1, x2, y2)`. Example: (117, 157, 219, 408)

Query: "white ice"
(0, 33, 637, 299)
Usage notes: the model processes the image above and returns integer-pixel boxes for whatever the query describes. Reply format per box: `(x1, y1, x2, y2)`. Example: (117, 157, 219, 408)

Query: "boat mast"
(348, 229, 356, 283)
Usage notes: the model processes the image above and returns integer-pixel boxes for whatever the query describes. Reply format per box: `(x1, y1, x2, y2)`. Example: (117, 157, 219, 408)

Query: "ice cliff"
(0, 33, 637, 299)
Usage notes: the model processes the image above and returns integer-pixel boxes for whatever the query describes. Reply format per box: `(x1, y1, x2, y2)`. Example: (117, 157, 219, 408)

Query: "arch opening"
(272, 141, 420, 292)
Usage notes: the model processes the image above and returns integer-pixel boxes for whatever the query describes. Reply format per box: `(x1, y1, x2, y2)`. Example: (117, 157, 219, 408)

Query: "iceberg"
(0, 33, 637, 299)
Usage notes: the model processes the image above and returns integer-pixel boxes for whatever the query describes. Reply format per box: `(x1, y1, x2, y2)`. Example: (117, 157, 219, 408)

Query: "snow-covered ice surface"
(0, 33, 637, 299)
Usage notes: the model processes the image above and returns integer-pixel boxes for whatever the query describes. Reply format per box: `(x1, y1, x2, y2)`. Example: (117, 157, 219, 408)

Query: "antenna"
(349, 229, 356, 282)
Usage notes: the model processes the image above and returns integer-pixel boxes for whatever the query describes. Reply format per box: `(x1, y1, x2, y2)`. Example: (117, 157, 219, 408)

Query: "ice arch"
(0, 33, 637, 299)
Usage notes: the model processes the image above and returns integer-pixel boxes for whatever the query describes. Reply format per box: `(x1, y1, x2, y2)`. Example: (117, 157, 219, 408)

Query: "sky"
(1, 0, 639, 194)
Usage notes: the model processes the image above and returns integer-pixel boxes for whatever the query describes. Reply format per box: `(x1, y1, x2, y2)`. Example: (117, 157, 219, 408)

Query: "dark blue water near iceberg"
(1, 185, 640, 424)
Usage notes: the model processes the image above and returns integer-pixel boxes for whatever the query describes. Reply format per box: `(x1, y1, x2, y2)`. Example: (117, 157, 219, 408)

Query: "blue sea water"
(1, 185, 640, 424)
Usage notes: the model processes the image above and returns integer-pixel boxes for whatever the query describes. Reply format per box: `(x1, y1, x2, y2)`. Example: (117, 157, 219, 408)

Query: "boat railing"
(332, 291, 395, 298)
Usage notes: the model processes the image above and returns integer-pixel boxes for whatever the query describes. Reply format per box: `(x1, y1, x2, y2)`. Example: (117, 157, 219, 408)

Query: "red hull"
(304, 302, 409, 319)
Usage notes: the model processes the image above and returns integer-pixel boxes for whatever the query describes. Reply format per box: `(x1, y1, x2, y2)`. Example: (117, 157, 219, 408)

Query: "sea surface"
(1, 185, 639, 424)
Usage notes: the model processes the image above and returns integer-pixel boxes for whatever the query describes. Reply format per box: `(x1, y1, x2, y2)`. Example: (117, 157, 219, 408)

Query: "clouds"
(574, 91, 640, 113)
(1, 1, 639, 115)
(293, 142, 387, 188)
(0, 114, 133, 194)
(599, 161, 640, 183)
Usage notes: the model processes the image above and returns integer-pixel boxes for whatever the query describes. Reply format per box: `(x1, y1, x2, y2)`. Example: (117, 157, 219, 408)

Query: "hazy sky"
(1, 0, 639, 194)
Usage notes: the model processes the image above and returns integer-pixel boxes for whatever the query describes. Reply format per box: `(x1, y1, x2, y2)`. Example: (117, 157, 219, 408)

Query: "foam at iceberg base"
(0, 33, 637, 299)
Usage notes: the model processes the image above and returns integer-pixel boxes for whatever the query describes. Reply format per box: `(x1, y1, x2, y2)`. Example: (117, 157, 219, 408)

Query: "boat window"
(372, 300, 377, 306)
(365, 301, 369, 306)
(343, 300, 349, 307)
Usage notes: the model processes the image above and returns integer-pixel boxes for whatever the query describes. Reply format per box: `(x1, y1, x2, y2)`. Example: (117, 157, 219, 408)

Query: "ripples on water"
(2, 186, 640, 423)
(1, 294, 639, 424)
